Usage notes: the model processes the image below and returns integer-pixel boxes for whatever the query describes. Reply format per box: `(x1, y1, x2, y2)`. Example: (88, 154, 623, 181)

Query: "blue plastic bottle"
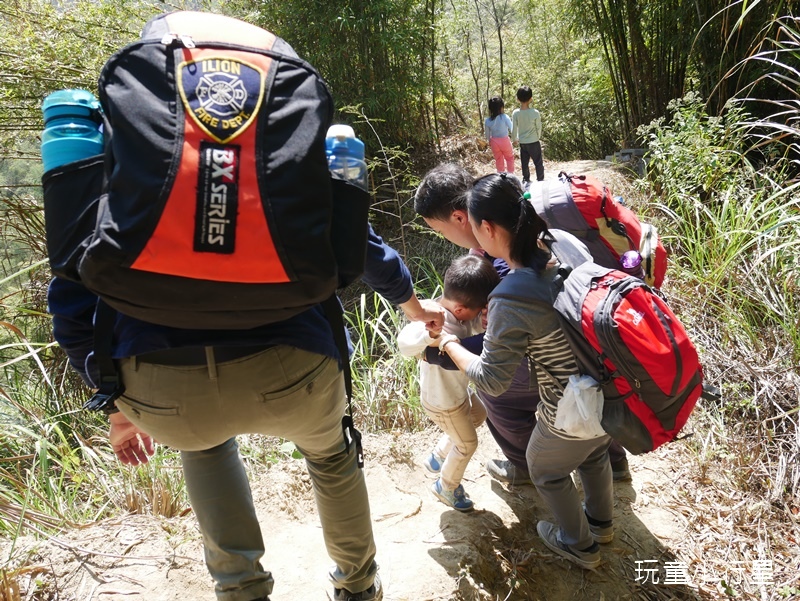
(325, 124, 367, 191)
(41, 89, 103, 172)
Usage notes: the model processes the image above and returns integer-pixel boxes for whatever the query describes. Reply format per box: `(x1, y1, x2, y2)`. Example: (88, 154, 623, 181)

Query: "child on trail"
(398, 254, 500, 512)
(484, 96, 515, 174)
(511, 85, 544, 184)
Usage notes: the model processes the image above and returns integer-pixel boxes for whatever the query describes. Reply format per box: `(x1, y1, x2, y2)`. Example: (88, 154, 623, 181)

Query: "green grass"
(639, 94, 800, 366)
(346, 281, 432, 432)
(632, 87, 800, 597)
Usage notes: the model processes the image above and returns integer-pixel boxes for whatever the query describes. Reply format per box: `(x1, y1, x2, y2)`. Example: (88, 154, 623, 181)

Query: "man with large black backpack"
(44, 11, 443, 601)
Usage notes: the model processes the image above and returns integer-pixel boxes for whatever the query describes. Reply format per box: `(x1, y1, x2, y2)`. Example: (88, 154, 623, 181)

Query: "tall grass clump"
(0, 323, 190, 527)
(1, 260, 190, 598)
(637, 87, 800, 598)
(1, 186, 190, 543)
(641, 94, 800, 355)
(345, 256, 445, 433)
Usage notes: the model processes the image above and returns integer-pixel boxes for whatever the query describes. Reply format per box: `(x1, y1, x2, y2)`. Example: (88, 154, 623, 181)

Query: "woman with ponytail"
(438, 173, 614, 570)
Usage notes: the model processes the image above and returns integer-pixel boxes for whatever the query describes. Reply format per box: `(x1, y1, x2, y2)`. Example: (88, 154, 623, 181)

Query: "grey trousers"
(117, 346, 378, 601)
(526, 418, 613, 550)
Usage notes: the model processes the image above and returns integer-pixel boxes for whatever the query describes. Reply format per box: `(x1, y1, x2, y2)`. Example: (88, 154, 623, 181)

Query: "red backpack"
(552, 260, 703, 454)
(490, 232, 703, 454)
(530, 172, 668, 288)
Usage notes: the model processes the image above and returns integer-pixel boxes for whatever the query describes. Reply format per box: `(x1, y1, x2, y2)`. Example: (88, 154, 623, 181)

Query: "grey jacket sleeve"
(465, 288, 554, 396)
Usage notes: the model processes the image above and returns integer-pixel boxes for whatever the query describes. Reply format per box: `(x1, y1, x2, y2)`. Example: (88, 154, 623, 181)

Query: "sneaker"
(537, 520, 602, 569)
(431, 478, 474, 512)
(611, 457, 632, 482)
(486, 459, 532, 485)
(332, 574, 383, 601)
(423, 452, 443, 474)
(584, 510, 614, 544)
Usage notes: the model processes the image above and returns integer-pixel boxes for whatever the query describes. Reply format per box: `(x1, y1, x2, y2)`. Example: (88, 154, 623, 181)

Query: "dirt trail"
(4, 427, 701, 601)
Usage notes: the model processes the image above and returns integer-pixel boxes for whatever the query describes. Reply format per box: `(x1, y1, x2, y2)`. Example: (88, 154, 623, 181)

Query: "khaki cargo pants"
(117, 345, 377, 601)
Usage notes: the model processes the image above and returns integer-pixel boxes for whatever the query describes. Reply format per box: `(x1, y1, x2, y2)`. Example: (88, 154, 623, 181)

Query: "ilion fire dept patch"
(178, 56, 264, 143)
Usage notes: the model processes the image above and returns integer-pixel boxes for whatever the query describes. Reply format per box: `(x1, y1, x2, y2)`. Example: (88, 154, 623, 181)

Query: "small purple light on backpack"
(620, 250, 642, 270)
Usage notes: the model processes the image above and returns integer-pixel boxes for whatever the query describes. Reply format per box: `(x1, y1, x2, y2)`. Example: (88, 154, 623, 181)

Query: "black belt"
(136, 345, 272, 366)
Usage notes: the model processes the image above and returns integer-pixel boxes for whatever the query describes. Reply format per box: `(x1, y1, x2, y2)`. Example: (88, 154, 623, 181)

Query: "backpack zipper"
(160, 33, 196, 48)
(597, 277, 645, 389)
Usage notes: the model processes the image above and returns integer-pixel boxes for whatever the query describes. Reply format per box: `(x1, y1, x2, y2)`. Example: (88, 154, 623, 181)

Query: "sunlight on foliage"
(639, 94, 800, 363)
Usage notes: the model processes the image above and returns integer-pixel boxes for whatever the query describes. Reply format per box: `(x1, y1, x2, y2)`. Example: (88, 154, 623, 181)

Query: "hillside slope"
(3, 159, 760, 601)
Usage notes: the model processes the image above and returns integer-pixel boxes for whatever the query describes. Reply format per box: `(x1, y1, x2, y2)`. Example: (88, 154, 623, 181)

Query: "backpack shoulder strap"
(82, 300, 125, 414)
(547, 229, 594, 284)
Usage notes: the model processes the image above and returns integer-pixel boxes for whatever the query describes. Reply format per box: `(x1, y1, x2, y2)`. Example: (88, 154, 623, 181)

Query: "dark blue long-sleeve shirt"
(49, 223, 414, 387)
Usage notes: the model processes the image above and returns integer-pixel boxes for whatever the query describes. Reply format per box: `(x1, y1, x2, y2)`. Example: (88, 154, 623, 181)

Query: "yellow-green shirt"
(511, 107, 542, 144)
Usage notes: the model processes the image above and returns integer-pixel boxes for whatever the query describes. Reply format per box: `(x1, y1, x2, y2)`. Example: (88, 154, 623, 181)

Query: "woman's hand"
(439, 334, 478, 372)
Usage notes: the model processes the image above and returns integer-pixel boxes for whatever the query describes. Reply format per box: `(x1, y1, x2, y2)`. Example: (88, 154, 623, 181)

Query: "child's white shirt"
(397, 303, 484, 411)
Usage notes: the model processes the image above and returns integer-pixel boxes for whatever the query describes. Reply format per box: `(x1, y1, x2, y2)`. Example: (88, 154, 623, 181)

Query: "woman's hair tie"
(519, 191, 531, 205)
(499, 172, 508, 180)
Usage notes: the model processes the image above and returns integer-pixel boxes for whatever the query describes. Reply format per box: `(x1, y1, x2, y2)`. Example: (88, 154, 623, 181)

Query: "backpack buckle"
(342, 415, 364, 468)
(83, 376, 124, 415)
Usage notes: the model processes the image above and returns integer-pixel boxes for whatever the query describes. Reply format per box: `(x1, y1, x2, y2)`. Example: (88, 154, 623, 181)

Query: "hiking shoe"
(486, 459, 532, 485)
(332, 574, 383, 601)
(423, 452, 443, 474)
(431, 479, 474, 512)
(611, 457, 632, 482)
(537, 520, 602, 569)
(584, 509, 614, 544)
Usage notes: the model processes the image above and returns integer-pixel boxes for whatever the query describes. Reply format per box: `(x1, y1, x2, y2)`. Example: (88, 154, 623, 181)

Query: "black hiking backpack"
(42, 12, 371, 456)
(42, 11, 369, 329)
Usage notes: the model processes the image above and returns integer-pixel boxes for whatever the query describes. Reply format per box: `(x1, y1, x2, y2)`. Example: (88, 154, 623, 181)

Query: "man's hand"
(109, 411, 155, 466)
(418, 298, 446, 333)
(399, 296, 445, 331)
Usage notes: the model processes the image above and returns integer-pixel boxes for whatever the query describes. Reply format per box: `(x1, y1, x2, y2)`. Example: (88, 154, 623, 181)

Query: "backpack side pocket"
(331, 178, 369, 288)
(42, 155, 105, 282)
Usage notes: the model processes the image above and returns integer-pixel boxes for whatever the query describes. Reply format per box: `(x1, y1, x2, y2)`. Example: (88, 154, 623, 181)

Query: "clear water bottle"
(41, 89, 103, 172)
(325, 124, 367, 191)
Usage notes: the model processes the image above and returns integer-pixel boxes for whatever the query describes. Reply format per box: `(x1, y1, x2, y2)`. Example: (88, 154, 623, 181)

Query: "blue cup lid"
(42, 89, 102, 124)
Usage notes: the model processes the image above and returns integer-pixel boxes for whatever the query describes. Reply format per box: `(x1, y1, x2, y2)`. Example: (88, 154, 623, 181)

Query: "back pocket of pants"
(260, 354, 332, 402)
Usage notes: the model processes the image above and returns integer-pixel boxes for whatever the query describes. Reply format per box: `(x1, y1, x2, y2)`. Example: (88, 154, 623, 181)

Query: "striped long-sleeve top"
(465, 231, 590, 439)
